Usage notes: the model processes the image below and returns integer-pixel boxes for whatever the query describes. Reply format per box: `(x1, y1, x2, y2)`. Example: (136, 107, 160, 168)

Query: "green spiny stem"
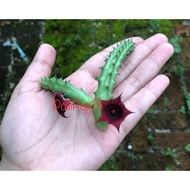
(94, 39, 135, 100)
(93, 39, 135, 130)
(40, 76, 94, 107)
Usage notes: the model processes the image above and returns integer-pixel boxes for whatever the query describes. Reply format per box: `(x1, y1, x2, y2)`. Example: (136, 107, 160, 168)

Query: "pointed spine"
(40, 76, 94, 107)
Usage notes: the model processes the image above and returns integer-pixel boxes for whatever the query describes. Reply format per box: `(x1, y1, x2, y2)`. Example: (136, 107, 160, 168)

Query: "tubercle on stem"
(40, 76, 94, 107)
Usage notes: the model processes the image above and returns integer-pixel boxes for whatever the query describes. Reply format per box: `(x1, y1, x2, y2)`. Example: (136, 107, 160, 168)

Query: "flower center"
(110, 108, 117, 115)
(106, 104, 121, 120)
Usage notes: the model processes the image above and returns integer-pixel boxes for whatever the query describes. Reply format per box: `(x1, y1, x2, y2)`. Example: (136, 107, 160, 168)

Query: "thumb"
(20, 43, 56, 83)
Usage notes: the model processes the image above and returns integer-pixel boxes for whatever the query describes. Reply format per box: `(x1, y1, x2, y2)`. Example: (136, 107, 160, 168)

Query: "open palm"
(0, 34, 174, 170)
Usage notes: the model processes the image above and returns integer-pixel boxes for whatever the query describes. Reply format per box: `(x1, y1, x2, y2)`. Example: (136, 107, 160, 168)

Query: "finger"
(114, 42, 174, 99)
(115, 33, 170, 86)
(120, 74, 170, 136)
(21, 44, 56, 83)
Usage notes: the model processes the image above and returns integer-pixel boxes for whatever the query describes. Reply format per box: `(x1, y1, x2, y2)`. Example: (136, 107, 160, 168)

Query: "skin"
(0, 33, 174, 170)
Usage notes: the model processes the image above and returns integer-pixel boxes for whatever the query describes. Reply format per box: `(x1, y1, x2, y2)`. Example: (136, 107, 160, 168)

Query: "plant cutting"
(40, 39, 135, 131)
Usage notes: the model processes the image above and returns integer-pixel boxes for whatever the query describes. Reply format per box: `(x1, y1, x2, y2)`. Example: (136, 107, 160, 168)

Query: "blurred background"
(0, 19, 190, 170)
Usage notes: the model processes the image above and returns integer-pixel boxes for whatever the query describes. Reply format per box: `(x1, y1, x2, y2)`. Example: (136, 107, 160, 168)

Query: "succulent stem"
(94, 39, 135, 100)
(40, 77, 94, 107)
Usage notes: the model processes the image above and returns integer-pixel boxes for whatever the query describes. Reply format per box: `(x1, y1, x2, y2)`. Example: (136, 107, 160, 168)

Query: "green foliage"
(147, 133, 155, 143)
(44, 20, 175, 79)
(165, 165, 176, 171)
(169, 36, 182, 54)
(178, 105, 186, 114)
(173, 61, 184, 76)
(148, 20, 174, 36)
(99, 155, 116, 171)
(127, 152, 143, 161)
(127, 152, 136, 159)
(146, 107, 154, 114)
(161, 147, 175, 157)
(184, 144, 190, 152)
(44, 20, 91, 77)
(163, 96, 171, 107)
(179, 93, 190, 116)
(186, 93, 190, 116)
(43, 19, 176, 78)
(44, 20, 131, 78)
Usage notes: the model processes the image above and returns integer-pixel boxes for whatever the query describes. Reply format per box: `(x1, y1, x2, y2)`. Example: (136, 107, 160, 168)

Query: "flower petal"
(54, 92, 70, 118)
(97, 95, 133, 131)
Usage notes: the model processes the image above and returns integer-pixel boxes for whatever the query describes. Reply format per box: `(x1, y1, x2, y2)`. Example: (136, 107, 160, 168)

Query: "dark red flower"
(97, 95, 133, 131)
(54, 92, 70, 118)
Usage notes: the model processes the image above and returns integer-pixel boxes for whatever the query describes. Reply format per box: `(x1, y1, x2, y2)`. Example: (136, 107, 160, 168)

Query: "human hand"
(0, 33, 174, 170)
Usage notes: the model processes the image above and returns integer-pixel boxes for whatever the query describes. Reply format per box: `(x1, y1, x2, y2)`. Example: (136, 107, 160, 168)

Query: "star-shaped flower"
(97, 95, 133, 131)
